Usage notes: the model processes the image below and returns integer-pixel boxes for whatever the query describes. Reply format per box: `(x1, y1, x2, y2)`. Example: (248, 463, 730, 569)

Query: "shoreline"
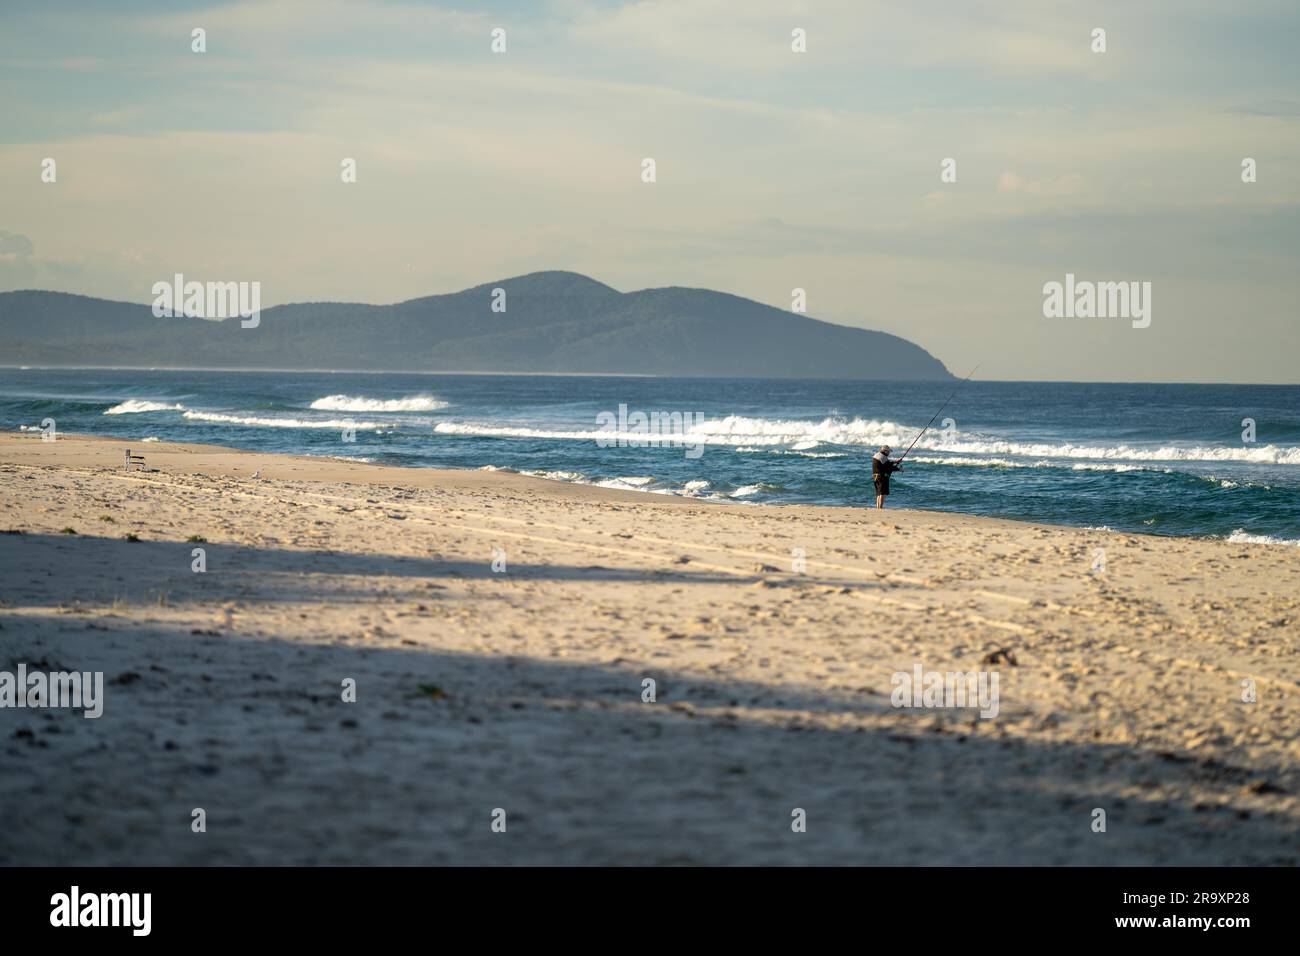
(2, 430, 1298, 864)
(7, 429, 1292, 549)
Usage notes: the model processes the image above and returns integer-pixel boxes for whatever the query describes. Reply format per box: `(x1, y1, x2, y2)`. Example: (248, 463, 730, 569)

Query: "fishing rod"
(894, 363, 981, 464)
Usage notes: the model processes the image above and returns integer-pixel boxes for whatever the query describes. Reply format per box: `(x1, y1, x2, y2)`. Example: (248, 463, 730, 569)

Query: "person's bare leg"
(876, 494, 884, 509)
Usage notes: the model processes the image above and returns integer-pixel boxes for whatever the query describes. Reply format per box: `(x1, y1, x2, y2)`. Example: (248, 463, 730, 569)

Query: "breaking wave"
(436, 415, 1300, 465)
(309, 394, 449, 413)
(181, 410, 386, 430)
(104, 400, 184, 414)
(1226, 529, 1300, 547)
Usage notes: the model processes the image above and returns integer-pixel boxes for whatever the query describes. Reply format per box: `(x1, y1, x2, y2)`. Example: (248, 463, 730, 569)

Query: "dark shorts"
(874, 477, 890, 496)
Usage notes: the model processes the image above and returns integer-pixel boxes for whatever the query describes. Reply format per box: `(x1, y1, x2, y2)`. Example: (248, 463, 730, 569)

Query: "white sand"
(1, 432, 1297, 864)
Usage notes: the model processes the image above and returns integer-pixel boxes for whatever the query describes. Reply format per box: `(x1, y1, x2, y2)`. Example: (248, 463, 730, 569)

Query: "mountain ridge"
(0, 271, 952, 380)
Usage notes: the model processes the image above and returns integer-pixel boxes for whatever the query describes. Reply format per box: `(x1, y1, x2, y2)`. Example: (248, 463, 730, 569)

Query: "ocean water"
(3, 368, 1299, 545)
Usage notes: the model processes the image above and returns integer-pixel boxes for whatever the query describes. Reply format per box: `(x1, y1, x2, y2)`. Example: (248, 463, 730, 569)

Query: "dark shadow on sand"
(0, 532, 775, 611)
(1, 610, 1294, 866)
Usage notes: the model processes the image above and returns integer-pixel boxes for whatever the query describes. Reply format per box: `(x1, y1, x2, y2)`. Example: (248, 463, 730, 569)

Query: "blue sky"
(2, 0, 1297, 381)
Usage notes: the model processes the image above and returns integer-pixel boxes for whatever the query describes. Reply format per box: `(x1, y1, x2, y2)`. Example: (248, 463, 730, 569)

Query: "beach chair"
(124, 448, 146, 471)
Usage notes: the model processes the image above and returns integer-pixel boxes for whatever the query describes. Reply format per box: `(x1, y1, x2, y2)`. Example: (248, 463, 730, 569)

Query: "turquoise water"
(3, 368, 1298, 544)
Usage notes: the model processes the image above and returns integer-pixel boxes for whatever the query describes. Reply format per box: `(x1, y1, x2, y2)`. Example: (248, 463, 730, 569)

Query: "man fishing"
(872, 445, 901, 508)
(870, 364, 980, 512)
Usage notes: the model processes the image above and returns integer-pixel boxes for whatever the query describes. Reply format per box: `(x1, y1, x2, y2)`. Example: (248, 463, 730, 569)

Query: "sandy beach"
(1, 431, 1297, 865)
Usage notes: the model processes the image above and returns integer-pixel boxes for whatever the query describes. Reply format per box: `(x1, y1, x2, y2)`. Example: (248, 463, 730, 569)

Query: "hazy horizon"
(2, 0, 1297, 383)
(7, 363, 1300, 389)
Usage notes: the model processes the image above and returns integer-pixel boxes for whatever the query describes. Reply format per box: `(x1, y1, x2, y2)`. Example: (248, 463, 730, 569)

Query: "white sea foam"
(594, 475, 656, 490)
(687, 415, 910, 447)
(736, 444, 846, 459)
(104, 400, 184, 415)
(181, 410, 385, 430)
(1226, 529, 1300, 547)
(432, 415, 914, 449)
(436, 415, 1300, 465)
(939, 439, 1300, 465)
(521, 469, 588, 483)
(722, 421, 1300, 465)
(309, 394, 448, 413)
(434, 422, 700, 444)
(911, 456, 1024, 469)
(523, 469, 685, 497)
(729, 483, 782, 498)
(1070, 462, 1164, 473)
(913, 457, 1169, 474)
(514, 468, 742, 502)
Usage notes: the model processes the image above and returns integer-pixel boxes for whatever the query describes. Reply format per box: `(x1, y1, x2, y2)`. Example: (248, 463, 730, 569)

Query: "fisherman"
(872, 445, 901, 509)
